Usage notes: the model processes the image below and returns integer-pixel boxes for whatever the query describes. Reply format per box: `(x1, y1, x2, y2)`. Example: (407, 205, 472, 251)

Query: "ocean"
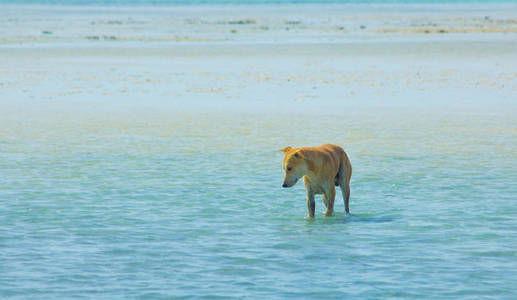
(1, 1, 517, 299)
(0, 0, 515, 5)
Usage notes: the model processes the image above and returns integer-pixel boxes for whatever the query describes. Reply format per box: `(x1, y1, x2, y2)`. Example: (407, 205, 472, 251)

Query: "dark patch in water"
(304, 214, 397, 225)
(328, 214, 397, 224)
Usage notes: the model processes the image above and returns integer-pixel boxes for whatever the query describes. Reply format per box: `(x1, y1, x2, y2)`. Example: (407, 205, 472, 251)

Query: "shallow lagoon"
(2, 110, 516, 298)
(1, 4, 517, 299)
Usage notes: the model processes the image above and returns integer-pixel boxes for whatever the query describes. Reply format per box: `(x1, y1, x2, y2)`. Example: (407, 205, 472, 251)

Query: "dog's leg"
(324, 185, 335, 217)
(306, 192, 315, 218)
(338, 153, 352, 214)
(340, 180, 351, 214)
(323, 193, 331, 215)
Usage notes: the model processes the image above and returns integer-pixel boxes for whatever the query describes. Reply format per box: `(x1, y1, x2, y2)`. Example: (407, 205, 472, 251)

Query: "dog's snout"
(282, 183, 288, 188)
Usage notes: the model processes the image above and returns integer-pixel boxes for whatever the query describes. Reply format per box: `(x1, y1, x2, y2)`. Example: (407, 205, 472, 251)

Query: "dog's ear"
(279, 146, 292, 153)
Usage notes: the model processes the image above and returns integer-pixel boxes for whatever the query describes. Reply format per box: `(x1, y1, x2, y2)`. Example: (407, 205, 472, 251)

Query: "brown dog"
(280, 144, 352, 217)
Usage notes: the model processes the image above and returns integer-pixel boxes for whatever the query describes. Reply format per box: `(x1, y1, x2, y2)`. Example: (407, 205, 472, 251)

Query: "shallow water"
(2, 3, 517, 299)
(1, 109, 517, 299)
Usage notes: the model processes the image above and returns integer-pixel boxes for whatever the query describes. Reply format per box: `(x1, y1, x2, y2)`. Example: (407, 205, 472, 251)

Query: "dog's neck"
(299, 149, 319, 180)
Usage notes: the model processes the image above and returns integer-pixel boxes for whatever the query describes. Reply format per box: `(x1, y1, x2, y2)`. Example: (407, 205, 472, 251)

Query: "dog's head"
(279, 146, 307, 188)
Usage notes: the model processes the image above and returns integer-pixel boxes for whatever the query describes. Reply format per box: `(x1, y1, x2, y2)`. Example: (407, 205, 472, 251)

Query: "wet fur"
(280, 144, 352, 217)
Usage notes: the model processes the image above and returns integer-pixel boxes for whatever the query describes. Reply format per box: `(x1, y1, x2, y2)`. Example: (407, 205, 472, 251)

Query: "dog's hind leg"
(339, 180, 351, 214)
(338, 153, 352, 214)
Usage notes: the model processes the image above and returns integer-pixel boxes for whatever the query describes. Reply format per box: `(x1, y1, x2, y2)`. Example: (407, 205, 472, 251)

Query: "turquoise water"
(1, 109, 517, 299)
(0, 0, 514, 5)
(1, 2, 517, 297)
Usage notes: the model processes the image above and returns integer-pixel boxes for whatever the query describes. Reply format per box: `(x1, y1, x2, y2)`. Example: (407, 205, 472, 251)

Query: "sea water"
(2, 108, 516, 299)
(1, 2, 517, 299)
(0, 0, 515, 5)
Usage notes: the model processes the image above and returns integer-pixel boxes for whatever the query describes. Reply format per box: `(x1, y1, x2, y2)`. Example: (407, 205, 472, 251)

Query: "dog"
(280, 144, 352, 217)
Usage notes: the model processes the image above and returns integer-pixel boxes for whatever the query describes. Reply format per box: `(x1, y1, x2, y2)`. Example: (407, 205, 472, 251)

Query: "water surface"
(1, 3, 517, 299)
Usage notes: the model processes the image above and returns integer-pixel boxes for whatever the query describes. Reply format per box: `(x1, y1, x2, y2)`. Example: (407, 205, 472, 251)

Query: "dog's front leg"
(324, 185, 336, 217)
(306, 191, 315, 218)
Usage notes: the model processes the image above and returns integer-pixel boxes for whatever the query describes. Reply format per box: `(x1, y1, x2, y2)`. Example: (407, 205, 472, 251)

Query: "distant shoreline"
(1, 2, 516, 17)
(2, 2, 516, 49)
